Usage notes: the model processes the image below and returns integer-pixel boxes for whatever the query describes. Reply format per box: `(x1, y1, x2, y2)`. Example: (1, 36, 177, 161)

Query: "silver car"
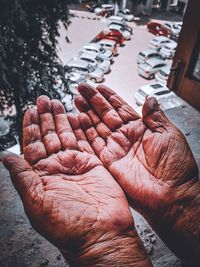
(66, 59, 104, 83)
(137, 49, 162, 64)
(76, 52, 110, 74)
(155, 65, 171, 84)
(98, 39, 118, 56)
(117, 9, 134, 21)
(138, 58, 167, 79)
(159, 41, 177, 59)
(82, 43, 113, 61)
(149, 36, 171, 50)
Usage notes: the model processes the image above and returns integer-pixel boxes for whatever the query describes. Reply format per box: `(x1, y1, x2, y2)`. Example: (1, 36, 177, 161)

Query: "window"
(155, 90, 170, 96)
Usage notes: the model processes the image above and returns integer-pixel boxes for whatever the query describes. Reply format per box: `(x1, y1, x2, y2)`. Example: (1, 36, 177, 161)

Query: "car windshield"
(138, 89, 148, 98)
(163, 45, 170, 50)
(96, 56, 103, 62)
(155, 90, 170, 96)
(139, 52, 145, 57)
(88, 65, 95, 72)
(151, 84, 163, 89)
(153, 39, 159, 42)
(159, 69, 168, 77)
(125, 10, 131, 14)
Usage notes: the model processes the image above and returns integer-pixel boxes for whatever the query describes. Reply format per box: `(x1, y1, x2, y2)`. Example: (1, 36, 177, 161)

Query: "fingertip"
(51, 99, 66, 114)
(96, 85, 115, 98)
(23, 108, 39, 127)
(142, 97, 161, 119)
(78, 83, 97, 99)
(36, 95, 52, 114)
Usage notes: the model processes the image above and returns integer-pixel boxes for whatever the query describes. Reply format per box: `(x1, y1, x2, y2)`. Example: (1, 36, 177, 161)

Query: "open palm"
(75, 85, 199, 217)
(3, 95, 135, 260)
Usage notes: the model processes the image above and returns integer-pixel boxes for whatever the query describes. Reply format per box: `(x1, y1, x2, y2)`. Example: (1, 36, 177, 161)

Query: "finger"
(74, 95, 112, 139)
(51, 99, 78, 150)
(77, 84, 123, 131)
(36, 95, 61, 155)
(97, 85, 140, 122)
(23, 108, 47, 165)
(142, 97, 173, 133)
(2, 154, 44, 200)
(67, 113, 94, 154)
(78, 112, 106, 156)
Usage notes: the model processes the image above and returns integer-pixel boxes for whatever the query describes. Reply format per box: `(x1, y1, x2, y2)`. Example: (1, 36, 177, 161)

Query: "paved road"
(57, 10, 155, 107)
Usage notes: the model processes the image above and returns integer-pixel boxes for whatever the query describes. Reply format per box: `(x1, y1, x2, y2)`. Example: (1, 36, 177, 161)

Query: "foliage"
(0, 0, 70, 125)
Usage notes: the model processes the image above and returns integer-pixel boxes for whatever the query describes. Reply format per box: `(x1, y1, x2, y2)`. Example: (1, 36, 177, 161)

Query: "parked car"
(97, 39, 118, 56)
(117, 9, 134, 21)
(94, 4, 114, 16)
(159, 40, 177, 59)
(108, 20, 133, 34)
(147, 22, 171, 37)
(134, 83, 174, 106)
(95, 29, 125, 46)
(137, 58, 167, 79)
(155, 65, 171, 84)
(162, 22, 181, 37)
(76, 52, 110, 74)
(65, 72, 85, 84)
(82, 43, 113, 61)
(66, 59, 104, 82)
(107, 24, 131, 40)
(149, 36, 172, 50)
(137, 49, 162, 64)
(108, 15, 125, 23)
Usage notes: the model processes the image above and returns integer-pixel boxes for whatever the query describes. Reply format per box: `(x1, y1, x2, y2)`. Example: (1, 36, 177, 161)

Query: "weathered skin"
(2, 95, 152, 267)
(75, 84, 200, 266)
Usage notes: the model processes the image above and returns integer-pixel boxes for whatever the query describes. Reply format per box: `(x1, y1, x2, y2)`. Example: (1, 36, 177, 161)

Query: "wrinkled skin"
(2, 96, 137, 260)
(75, 84, 199, 216)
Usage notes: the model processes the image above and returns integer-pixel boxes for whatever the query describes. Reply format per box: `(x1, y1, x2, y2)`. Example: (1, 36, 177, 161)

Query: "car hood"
(90, 68, 104, 77)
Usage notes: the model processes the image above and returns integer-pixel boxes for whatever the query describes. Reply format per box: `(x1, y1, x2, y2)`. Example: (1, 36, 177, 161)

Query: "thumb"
(142, 97, 174, 132)
(2, 154, 43, 199)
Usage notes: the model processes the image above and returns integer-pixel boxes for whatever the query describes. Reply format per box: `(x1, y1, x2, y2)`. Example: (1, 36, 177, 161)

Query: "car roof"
(152, 36, 170, 42)
(67, 59, 88, 68)
(84, 43, 100, 50)
(79, 52, 97, 60)
(102, 4, 113, 8)
(139, 83, 167, 94)
(109, 15, 124, 21)
(145, 58, 165, 66)
(139, 49, 160, 56)
(98, 39, 116, 45)
(163, 41, 177, 48)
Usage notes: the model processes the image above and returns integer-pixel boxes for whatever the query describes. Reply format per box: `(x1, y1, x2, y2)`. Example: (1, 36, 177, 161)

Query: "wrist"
(61, 230, 152, 267)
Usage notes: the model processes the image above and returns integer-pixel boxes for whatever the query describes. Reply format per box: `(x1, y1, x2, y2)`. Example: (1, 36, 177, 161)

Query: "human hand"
(74, 84, 199, 218)
(2, 95, 151, 266)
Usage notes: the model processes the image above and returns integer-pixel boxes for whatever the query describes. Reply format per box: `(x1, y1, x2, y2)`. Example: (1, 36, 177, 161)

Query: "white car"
(149, 36, 171, 50)
(98, 39, 118, 56)
(108, 21, 133, 34)
(67, 59, 104, 83)
(107, 24, 131, 40)
(159, 40, 177, 59)
(94, 4, 114, 15)
(108, 15, 125, 23)
(65, 72, 85, 84)
(138, 58, 167, 79)
(155, 65, 171, 84)
(77, 52, 110, 74)
(137, 49, 162, 64)
(82, 43, 113, 61)
(117, 9, 134, 21)
(162, 22, 181, 37)
(134, 83, 174, 106)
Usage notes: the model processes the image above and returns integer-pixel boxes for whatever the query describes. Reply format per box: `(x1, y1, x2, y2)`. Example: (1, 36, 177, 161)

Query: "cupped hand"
(2, 95, 140, 265)
(74, 84, 199, 217)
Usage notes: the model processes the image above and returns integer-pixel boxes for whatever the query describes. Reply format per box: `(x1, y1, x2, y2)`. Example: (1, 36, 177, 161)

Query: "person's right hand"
(2, 95, 151, 267)
(74, 84, 199, 218)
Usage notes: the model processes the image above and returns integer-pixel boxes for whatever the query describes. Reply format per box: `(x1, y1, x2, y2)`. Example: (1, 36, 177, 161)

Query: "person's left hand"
(2, 95, 151, 266)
